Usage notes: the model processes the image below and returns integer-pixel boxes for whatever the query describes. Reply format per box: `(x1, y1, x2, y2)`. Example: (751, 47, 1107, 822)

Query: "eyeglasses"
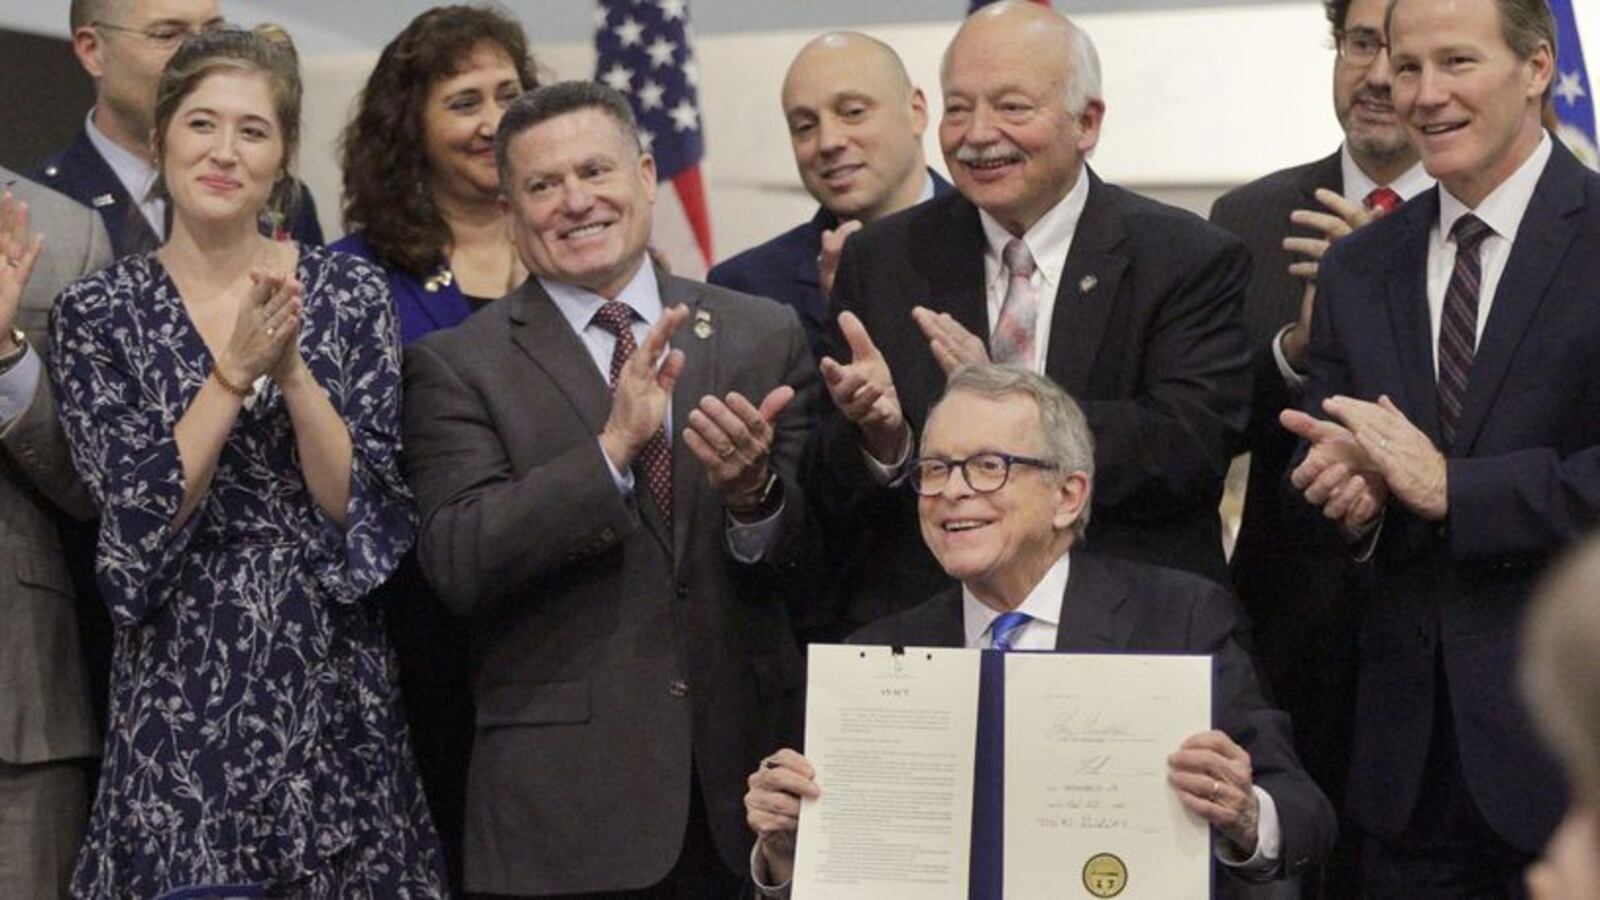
(1336, 29, 1388, 65)
(93, 19, 224, 50)
(906, 452, 1059, 496)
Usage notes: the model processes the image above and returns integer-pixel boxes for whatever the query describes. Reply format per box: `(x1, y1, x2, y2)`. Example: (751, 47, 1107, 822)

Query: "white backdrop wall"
(298, 2, 1600, 261)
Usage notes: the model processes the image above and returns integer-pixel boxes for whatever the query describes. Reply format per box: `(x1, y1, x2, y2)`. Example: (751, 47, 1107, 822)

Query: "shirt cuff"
(1346, 505, 1386, 561)
(750, 836, 793, 899)
(1215, 785, 1282, 873)
(597, 437, 637, 498)
(1271, 323, 1308, 391)
(861, 424, 913, 486)
(726, 498, 784, 562)
(0, 343, 41, 428)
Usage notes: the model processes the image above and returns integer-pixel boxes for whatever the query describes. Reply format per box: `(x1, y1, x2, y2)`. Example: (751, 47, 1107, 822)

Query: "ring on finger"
(718, 444, 737, 459)
(266, 326, 277, 338)
(3, 256, 18, 267)
(1209, 778, 1222, 803)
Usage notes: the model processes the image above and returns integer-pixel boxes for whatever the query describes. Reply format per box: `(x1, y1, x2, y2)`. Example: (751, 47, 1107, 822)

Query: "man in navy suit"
(708, 32, 950, 362)
(29, 0, 322, 256)
(1283, 0, 1586, 891)
(746, 365, 1335, 897)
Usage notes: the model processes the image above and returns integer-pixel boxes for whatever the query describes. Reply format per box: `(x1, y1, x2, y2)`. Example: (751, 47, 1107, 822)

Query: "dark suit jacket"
(1302, 140, 1599, 852)
(0, 168, 105, 770)
(814, 171, 1252, 628)
(403, 271, 819, 894)
(28, 127, 324, 258)
(1209, 153, 1364, 806)
(849, 553, 1337, 884)
(708, 168, 953, 362)
(330, 231, 477, 346)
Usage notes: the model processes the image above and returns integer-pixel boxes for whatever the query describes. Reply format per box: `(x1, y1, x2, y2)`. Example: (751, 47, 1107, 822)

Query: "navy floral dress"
(50, 246, 447, 898)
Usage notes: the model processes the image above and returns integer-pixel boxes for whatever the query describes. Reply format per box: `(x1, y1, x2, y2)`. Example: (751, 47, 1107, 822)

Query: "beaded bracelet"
(211, 366, 254, 399)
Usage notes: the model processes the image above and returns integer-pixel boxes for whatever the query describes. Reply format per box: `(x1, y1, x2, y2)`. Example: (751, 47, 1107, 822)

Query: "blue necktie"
(990, 611, 1032, 651)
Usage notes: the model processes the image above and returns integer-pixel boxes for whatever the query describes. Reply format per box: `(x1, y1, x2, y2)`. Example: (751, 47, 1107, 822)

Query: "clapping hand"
(599, 304, 689, 470)
(0, 190, 43, 353)
(819, 311, 906, 463)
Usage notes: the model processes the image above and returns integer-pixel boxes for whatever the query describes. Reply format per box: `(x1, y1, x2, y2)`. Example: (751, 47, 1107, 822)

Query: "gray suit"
(0, 167, 107, 898)
(403, 272, 817, 895)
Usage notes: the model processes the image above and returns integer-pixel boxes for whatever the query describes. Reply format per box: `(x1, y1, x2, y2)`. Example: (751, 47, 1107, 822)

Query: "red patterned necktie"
(1437, 214, 1493, 448)
(592, 301, 673, 530)
(1364, 187, 1402, 214)
(991, 238, 1039, 369)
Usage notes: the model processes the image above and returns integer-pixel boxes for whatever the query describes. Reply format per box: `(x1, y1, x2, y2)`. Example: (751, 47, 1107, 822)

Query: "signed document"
(793, 644, 981, 900)
(1005, 654, 1212, 899)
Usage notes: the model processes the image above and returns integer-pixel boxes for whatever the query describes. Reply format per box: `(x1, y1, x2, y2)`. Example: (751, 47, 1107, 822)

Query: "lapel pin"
(92, 193, 115, 208)
(1079, 275, 1098, 294)
(693, 309, 713, 339)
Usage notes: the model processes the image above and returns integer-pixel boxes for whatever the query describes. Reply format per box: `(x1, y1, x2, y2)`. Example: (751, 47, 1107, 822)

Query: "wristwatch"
(0, 328, 28, 374)
(728, 469, 783, 519)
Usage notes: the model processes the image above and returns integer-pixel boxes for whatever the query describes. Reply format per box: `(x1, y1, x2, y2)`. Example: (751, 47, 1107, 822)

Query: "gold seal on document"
(1082, 852, 1128, 897)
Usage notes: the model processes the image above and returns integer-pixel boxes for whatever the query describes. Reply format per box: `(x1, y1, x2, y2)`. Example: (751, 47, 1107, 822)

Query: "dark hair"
(1324, 0, 1351, 34)
(339, 4, 537, 277)
(495, 81, 640, 190)
(150, 25, 302, 223)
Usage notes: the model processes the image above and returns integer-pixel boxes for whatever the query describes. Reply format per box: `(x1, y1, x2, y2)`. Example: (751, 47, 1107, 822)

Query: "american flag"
(594, 0, 713, 278)
(1550, 0, 1597, 170)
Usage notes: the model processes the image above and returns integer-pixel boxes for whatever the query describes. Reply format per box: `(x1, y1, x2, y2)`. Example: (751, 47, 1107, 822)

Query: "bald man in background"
(709, 31, 951, 362)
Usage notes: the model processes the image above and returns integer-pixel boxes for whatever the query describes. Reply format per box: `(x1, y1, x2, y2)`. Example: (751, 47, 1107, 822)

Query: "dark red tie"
(1364, 187, 1402, 215)
(592, 301, 673, 530)
(1438, 214, 1493, 448)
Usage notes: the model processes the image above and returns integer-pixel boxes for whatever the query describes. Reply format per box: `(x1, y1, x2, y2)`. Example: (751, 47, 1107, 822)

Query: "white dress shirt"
(1426, 132, 1551, 376)
(975, 164, 1091, 375)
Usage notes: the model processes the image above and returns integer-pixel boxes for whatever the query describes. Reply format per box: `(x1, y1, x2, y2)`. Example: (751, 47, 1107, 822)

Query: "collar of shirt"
(1436, 130, 1551, 245)
(978, 163, 1089, 298)
(962, 551, 1071, 650)
(913, 168, 937, 205)
(1339, 143, 1434, 205)
(542, 262, 664, 380)
(84, 108, 166, 237)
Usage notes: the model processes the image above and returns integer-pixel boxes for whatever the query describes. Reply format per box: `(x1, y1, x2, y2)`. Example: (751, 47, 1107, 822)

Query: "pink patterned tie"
(592, 301, 673, 531)
(991, 238, 1038, 368)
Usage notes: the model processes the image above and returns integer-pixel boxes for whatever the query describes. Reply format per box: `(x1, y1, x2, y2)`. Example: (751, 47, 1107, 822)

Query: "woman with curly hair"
(330, 9, 538, 889)
(332, 4, 538, 344)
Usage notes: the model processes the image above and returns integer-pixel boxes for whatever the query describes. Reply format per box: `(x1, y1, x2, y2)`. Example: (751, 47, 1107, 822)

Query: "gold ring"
(266, 326, 277, 338)
(718, 445, 737, 459)
(1209, 779, 1222, 803)
(3, 257, 17, 267)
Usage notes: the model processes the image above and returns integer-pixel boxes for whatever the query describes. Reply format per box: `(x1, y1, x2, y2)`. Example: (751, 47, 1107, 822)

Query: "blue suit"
(708, 168, 952, 362)
(28, 128, 324, 258)
(1304, 140, 1599, 856)
(330, 232, 475, 347)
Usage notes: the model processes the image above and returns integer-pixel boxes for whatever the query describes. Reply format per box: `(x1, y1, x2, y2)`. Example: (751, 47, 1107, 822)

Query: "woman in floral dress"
(50, 26, 445, 898)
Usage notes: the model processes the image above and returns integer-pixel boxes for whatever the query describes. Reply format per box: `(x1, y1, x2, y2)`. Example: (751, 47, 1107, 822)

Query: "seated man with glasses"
(744, 364, 1335, 897)
(28, 0, 324, 256)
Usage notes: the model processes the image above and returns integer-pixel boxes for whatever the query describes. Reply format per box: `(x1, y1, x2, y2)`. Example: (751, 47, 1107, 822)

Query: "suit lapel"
(69, 130, 160, 254)
(1046, 171, 1129, 396)
(1054, 555, 1135, 652)
(926, 198, 991, 345)
(507, 280, 614, 438)
(666, 274, 715, 565)
(1383, 192, 1445, 445)
(1453, 146, 1585, 454)
(1297, 152, 1344, 210)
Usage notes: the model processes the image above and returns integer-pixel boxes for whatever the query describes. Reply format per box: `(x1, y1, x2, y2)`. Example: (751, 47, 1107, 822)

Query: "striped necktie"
(1437, 214, 1493, 448)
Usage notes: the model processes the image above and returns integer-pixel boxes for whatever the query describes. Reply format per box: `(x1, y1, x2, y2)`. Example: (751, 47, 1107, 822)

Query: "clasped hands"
(216, 269, 308, 394)
(597, 305, 795, 514)
(746, 731, 1264, 886)
(1280, 394, 1449, 529)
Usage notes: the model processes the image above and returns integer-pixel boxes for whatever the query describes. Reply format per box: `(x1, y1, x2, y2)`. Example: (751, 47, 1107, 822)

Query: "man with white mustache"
(805, 0, 1253, 633)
